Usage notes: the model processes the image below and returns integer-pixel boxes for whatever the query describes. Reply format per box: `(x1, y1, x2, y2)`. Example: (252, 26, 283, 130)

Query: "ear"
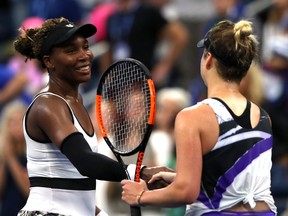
(204, 52, 213, 70)
(43, 55, 54, 70)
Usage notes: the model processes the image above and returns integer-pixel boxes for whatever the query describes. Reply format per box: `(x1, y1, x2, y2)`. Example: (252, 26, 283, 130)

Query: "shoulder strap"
(26, 92, 74, 121)
(35, 92, 72, 110)
(211, 97, 252, 129)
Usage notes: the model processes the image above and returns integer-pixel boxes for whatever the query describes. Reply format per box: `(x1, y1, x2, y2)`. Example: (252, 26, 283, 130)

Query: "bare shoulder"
(175, 103, 219, 154)
(176, 103, 217, 126)
(29, 94, 70, 119)
(26, 94, 76, 146)
(174, 103, 217, 138)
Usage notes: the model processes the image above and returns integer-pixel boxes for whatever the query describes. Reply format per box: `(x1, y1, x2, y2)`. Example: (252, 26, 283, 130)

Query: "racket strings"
(101, 62, 151, 153)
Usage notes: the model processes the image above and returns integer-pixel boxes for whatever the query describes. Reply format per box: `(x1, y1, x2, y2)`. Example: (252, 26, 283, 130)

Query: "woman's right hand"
(148, 171, 176, 185)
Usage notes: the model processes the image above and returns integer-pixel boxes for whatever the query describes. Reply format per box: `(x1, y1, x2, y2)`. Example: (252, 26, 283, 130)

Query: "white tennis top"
(21, 92, 98, 216)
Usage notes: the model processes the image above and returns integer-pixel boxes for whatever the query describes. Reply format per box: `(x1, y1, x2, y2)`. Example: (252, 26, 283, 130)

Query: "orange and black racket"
(95, 58, 156, 216)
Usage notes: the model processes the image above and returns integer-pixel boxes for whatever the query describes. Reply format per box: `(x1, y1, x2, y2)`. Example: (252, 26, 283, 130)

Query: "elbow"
(183, 190, 199, 204)
(77, 168, 88, 177)
(174, 182, 199, 204)
(78, 169, 89, 177)
(175, 22, 190, 46)
(181, 187, 199, 204)
(74, 164, 90, 177)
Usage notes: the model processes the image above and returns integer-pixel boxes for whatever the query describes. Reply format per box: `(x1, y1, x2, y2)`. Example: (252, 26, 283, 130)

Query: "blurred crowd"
(1, 0, 288, 215)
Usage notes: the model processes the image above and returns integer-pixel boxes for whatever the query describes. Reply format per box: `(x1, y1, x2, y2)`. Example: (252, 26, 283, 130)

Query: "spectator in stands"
(100, 0, 189, 89)
(0, 101, 29, 216)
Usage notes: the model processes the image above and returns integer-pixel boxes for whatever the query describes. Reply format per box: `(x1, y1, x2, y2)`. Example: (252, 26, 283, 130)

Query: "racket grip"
(130, 206, 141, 216)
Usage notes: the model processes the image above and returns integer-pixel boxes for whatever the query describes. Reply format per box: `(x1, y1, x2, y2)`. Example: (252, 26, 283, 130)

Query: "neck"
(47, 78, 80, 100)
(208, 81, 241, 99)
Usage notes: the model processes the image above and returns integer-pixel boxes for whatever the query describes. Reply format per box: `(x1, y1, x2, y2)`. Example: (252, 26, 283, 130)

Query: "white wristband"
(127, 164, 145, 180)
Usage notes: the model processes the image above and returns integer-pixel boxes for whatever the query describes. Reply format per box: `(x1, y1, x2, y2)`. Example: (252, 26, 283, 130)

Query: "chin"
(82, 73, 91, 81)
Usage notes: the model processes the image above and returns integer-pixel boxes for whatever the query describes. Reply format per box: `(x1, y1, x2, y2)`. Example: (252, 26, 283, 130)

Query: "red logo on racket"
(135, 152, 144, 182)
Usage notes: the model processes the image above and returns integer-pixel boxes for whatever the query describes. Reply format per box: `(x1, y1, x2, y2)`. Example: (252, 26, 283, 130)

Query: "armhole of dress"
(199, 98, 221, 124)
(259, 107, 271, 126)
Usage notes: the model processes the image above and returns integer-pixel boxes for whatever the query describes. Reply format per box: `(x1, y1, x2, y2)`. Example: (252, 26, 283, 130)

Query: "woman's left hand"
(121, 179, 148, 206)
(149, 171, 176, 184)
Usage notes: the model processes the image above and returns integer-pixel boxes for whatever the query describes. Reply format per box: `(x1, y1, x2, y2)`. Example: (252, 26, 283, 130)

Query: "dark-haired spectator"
(100, 0, 189, 90)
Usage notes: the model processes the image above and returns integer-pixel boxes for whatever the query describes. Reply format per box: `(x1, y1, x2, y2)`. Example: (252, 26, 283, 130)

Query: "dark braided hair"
(13, 17, 70, 68)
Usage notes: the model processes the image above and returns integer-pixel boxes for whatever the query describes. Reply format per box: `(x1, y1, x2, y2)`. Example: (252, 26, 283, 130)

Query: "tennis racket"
(95, 58, 156, 216)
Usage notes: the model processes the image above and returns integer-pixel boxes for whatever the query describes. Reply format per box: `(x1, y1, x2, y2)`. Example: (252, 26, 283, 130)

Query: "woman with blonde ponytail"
(121, 19, 277, 216)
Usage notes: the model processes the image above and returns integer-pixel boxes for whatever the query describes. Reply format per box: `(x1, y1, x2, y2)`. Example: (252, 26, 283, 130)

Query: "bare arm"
(121, 107, 204, 207)
(1, 137, 29, 198)
(148, 171, 176, 184)
(5, 155, 30, 197)
(27, 95, 79, 148)
(0, 161, 5, 198)
(158, 20, 189, 66)
(0, 72, 28, 105)
(151, 21, 189, 84)
(28, 95, 128, 181)
(121, 104, 219, 207)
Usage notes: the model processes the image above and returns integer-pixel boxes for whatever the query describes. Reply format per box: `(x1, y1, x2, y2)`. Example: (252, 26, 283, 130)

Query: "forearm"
(61, 132, 127, 181)
(0, 73, 27, 104)
(139, 183, 190, 208)
(0, 162, 5, 197)
(161, 21, 189, 65)
(121, 178, 189, 208)
(6, 157, 30, 197)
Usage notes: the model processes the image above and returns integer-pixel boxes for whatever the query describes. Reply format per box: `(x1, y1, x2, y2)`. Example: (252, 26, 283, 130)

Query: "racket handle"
(130, 206, 141, 216)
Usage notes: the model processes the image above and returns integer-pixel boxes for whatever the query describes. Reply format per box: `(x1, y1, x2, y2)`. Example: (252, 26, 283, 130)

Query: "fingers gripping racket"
(96, 58, 156, 216)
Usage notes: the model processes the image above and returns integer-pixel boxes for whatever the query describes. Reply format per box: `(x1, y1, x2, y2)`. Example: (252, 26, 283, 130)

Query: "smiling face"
(44, 34, 94, 85)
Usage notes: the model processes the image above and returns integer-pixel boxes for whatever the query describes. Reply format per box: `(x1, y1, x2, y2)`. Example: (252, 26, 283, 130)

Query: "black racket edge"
(95, 57, 156, 162)
(95, 58, 155, 216)
(102, 137, 131, 178)
(103, 137, 142, 216)
(129, 126, 154, 216)
(133, 124, 153, 182)
(129, 61, 156, 216)
(95, 58, 156, 156)
(95, 58, 155, 157)
(130, 206, 142, 216)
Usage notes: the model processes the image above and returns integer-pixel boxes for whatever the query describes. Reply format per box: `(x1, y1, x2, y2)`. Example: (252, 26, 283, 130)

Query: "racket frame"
(95, 58, 156, 216)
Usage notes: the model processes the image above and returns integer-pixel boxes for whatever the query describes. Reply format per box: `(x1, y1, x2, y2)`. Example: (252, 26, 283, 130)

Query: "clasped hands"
(121, 166, 176, 206)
